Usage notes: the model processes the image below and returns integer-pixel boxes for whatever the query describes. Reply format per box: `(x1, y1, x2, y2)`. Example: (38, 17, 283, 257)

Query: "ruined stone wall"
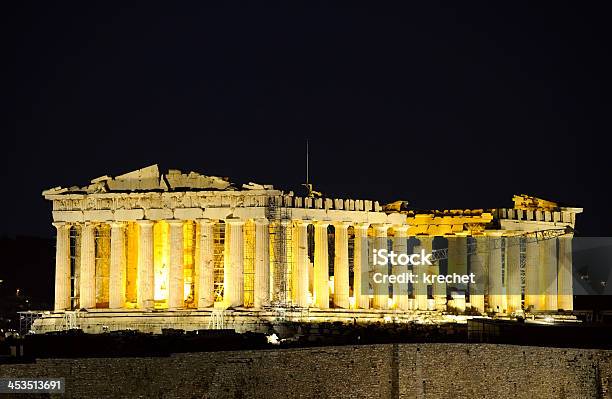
(1, 344, 611, 398)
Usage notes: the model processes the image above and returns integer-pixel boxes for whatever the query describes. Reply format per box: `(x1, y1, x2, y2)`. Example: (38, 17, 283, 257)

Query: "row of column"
(53, 219, 271, 312)
(53, 220, 573, 313)
(466, 234, 573, 313)
(52, 219, 361, 311)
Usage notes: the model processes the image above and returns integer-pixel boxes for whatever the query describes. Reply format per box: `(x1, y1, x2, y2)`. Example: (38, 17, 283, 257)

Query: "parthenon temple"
(35, 165, 582, 333)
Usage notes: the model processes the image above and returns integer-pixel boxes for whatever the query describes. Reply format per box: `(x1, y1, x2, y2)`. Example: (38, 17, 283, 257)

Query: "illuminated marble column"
(333, 222, 350, 309)
(109, 222, 126, 309)
(137, 220, 155, 310)
(414, 237, 429, 311)
(540, 237, 558, 311)
(505, 236, 522, 313)
(270, 220, 291, 303)
(293, 220, 310, 307)
(168, 220, 184, 309)
(430, 237, 446, 311)
(557, 235, 573, 311)
(487, 232, 504, 312)
(196, 219, 215, 308)
(254, 219, 270, 308)
(469, 236, 487, 313)
(447, 236, 468, 290)
(524, 238, 540, 310)
(53, 222, 71, 311)
(393, 226, 409, 311)
(313, 222, 330, 309)
(224, 219, 244, 307)
(79, 222, 96, 309)
(372, 224, 389, 310)
(447, 235, 467, 312)
(353, 223, 370, 309)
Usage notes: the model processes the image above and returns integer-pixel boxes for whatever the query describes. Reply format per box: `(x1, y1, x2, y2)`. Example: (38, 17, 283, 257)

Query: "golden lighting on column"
(94, 223, 111, 308)
(125, 222, 139, 308)
(243, 220, 255, 307)
(183, 221, 196, 305)
(213, 221, 225, 302)
(153, 221, 169, 306)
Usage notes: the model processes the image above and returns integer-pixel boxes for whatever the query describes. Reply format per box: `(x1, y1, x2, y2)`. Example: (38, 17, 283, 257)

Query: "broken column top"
(42, 164, 276, 195)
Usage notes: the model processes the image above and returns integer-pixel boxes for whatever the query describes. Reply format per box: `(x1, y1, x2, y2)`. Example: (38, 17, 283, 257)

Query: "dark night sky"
(7, 2, 612, 238)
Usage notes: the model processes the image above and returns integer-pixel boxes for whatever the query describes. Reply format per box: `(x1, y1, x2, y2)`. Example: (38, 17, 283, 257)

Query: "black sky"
(7, 2, 612, 238)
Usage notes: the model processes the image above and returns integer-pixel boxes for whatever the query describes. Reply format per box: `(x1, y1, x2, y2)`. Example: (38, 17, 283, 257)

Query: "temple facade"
(35, 165, 582, 333)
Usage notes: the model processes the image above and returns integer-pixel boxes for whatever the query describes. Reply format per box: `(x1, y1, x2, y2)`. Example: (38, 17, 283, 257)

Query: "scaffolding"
(266, 196, 293, 307)
(519, 237, 527, 296)
(69, 224, 81, 310)
(63, 311, 80, 330)
(213, 221, 225, 303)
(430, 227, 570, 262)
(243, 220, 255, 307)
(208, 309, 226, 329)
(17, 311, 44, 335)
(94, 223, 111, 307)
(348, 227, 355, 299)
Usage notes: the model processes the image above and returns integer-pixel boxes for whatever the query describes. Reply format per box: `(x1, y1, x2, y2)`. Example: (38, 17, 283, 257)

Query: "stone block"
(114, 209, 145, 221)
(52, 210, 84, 223)
(83, 210, 114, 221)
(145, 208, 174, 220)
(174, 208, 204, 220)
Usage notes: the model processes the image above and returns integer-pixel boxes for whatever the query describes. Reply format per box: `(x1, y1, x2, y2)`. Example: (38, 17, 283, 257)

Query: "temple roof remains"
(41, 165, 582, 217)
(42, 164, 275, 195)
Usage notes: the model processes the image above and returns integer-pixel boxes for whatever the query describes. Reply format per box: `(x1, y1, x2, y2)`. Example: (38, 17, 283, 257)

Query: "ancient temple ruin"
(34, 165, 582, 333)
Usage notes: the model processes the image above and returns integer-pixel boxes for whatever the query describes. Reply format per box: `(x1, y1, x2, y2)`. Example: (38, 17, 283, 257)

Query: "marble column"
(109, 222, 126, 309)
(524, 237, 540, 310)
(505, 236, 522, 313)
(540, 237, 558, 311)
(53, 222, 71, 311)
(447, 236, 468, 291)
(414, 237, 429, 311)
(168, 220, 184, 309)
(353, 223, 370, 309)
(469, 236, 487, 313)
(79, 222, 96, 309)
(447, 235, 468, 311)
(313, 222, 330, 309)
(224, 219, 244, 307)
(137, 220, 155, 310)
(333, 222, 350, 309)
(487, 233, 504, 312)
(196, 219, 215, 308)
(430, 237, 446, 311)
(393, 226, 409, 311)
(271, 220, 290, 303)
(372, 224, 389, 310)
(557, 235, 573, 311)
(254, 219, 270, 308)
(293, 220, 310, 307)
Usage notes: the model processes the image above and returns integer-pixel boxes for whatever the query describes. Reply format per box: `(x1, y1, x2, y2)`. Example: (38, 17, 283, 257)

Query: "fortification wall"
(1, 343, 611, 398)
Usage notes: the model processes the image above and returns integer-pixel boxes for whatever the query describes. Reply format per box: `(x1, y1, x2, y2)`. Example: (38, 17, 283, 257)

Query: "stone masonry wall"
(1, 343, 611, 398)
